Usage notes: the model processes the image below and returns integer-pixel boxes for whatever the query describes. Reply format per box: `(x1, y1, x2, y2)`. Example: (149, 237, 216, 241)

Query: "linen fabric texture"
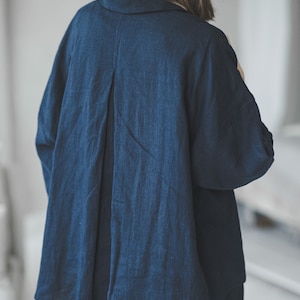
(35, 0, 274, 299)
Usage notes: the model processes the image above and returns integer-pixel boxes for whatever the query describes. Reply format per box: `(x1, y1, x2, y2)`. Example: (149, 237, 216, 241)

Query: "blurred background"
(0, 0, 299, 299)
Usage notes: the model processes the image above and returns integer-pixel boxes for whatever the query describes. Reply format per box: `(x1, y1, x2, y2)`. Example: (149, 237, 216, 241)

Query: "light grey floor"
(245, 276, 300, 300)
(240, 208, 300, 300)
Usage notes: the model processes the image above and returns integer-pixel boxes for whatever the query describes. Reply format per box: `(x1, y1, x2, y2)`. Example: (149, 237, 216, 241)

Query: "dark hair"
(170, 0, 215, 21)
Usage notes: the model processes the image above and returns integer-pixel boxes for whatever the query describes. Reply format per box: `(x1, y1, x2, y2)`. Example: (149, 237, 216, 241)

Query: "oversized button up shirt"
(35, 1, 274, 299)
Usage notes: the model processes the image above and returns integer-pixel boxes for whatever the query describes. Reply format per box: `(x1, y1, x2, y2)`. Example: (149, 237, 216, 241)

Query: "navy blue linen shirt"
(35, 1, 274, 299)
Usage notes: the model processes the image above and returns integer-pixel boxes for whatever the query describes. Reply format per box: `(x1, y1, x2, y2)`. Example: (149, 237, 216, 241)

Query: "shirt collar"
(98, 0, 183, 14)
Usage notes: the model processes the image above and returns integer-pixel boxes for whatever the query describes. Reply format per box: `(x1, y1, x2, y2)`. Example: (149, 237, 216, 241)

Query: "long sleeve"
(36, 22, 75, 194)
(189, 31, 274, 190)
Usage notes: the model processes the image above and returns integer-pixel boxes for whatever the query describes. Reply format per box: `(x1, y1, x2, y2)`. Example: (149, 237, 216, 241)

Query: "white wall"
(0, 0, 12, 285)
(283, 0, 300, 127)
(238, 0, 291, 131)
(0, 0, 9, 164)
